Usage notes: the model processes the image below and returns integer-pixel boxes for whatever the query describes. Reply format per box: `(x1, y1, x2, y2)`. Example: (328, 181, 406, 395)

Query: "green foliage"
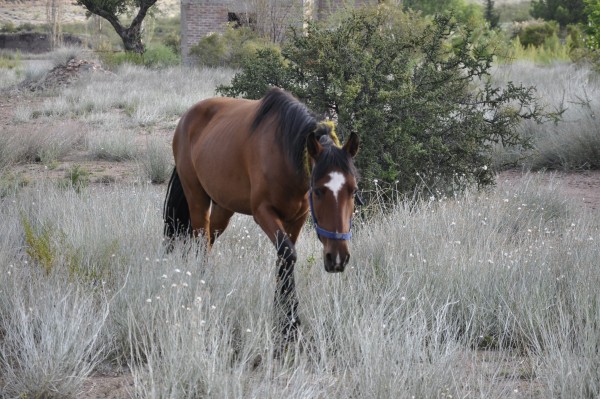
(0, 22, 37, 33)
(141, 43, 180, 67)
(20, 213, 116, 282)
(162, 31, 181, 55)
(403, 0, 483, 26)
(218, 6, 543, 197)
(496, 1, 532, 23)
(100, 44, 179, 69)
(61, 164, 90, 193)
(584, 0, 600, 49)
(219, 47, 288, 99)
(0, 22, 17, 33)
(21, 215, 57, 275)
(0, 50, 21, 70)
(531, 0, 587, 27)
(190, 25, 276, 68)
(75, 0, 158, 53)
(500, 34, 574, 63)
(516, 20, 560, 47)
(484, 0, 500, 29)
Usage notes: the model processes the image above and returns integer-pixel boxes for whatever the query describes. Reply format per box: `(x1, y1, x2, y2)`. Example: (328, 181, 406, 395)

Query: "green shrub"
(531, 0, 586, 27)
(100, 44, 179, 69)
(0, 50, 21, 70)
(61, 164, 90, 193)
(221, 47, 288, 99)
(516, 20, 560, 48)
(218, 6, 544, 198)
(584, 0, 600, 49)
(162, 31, 181, 54)
(1, 22, 17, 33)
(501, 34, 573, 63)
(21, 215, 57, 275)
(142, 43, 180, 67)
(190, 25, 276, 68)
(497, 1, 532, 23)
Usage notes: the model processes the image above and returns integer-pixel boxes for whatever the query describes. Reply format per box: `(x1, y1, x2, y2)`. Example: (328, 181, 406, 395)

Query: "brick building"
(180, 0, 377, 65)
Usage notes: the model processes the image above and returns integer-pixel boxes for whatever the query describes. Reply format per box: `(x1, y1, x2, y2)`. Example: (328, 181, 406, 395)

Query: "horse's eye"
(313, 188, 324, 199)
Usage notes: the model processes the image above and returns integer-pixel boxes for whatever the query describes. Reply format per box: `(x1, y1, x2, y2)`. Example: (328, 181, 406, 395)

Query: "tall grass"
(1, 52, 599, 397)
(86, 128, 139, 162)
(33, 64, 235, 128)
(140, 135, 172, 184)
(491, 61, 600, 170)
(0, 121, 84, 169)
(0, 175, 598, 398)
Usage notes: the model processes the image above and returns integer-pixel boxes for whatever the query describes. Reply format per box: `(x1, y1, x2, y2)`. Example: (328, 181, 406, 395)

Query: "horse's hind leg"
(178, 172, 212, 249)
(209, 203, 234, 246)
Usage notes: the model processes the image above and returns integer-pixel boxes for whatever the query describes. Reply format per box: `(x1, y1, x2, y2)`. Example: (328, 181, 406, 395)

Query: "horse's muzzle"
(324, 250, 350, 273)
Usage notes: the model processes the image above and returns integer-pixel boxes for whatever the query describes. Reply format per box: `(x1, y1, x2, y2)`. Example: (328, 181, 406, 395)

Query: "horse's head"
(307, 129, 360, 273)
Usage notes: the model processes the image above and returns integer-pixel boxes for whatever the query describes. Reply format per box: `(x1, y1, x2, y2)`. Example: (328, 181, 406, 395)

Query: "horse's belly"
(195, 158, 252, 215)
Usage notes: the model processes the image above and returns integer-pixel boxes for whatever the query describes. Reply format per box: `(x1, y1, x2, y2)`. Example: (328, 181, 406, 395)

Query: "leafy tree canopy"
(484, 0, 500, 29)
(76, 0, 158, 53)
(584, 0, 600, 48)
(531, 0, 587, 27)
(218, 6, 545, 200)
(403, 0, 483, 26)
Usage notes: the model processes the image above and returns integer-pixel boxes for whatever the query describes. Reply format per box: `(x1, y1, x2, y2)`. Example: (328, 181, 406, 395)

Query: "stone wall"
(180, 0, 378, 65)
(180, 0, 230, 66)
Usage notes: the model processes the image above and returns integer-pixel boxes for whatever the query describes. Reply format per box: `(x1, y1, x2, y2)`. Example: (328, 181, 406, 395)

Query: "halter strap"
(308, 188, 353, 241)
(306, 120, 354, 241)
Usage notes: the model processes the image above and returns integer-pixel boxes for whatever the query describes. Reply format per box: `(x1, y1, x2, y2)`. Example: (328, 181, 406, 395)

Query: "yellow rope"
(304, 120, 340, 176)
(318, 120, 341, 147)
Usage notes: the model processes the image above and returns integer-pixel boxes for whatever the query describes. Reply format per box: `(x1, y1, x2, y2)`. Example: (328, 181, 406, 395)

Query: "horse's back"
(176, 97, 252, 141)
(173, 96, 260, 214)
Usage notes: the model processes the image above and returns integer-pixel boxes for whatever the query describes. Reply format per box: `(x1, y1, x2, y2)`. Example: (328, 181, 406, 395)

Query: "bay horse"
(163, 88, 359, 340)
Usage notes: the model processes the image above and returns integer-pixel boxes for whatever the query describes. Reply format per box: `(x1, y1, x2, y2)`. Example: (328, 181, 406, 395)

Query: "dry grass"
(1, 50, 599, 398)
(0, 174, 598, 398)
(491, 61, 600, 171)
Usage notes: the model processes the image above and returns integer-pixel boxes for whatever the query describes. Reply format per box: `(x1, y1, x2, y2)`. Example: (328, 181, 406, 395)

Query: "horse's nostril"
(325, 252, 333, 264)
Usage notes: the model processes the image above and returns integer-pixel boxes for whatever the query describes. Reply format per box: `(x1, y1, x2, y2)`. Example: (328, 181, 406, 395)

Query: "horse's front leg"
(274, 230, 300, 341)
(253, 206, 302, 343)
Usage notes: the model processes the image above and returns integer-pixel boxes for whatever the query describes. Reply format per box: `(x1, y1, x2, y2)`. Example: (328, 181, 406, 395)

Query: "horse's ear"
(307, 132, 323, 160)
(343, 132, 359, 158)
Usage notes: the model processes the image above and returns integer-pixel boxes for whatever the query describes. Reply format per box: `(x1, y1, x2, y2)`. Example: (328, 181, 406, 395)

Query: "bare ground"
(498, 169, 600, 212)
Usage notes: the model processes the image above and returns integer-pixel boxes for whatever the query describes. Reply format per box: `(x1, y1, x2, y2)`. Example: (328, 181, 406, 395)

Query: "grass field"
(0, 52, 599, 398)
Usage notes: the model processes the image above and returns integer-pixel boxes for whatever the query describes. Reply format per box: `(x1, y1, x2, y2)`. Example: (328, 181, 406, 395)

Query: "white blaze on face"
(324, 171, 346, 203)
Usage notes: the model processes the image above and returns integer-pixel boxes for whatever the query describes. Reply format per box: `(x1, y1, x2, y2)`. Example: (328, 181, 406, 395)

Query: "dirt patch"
(498, 169, 600, 211)
(81, 372, 134, 399)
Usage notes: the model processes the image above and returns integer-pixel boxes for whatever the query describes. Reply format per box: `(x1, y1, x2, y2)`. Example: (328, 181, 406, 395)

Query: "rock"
(21, 58, 113, 92)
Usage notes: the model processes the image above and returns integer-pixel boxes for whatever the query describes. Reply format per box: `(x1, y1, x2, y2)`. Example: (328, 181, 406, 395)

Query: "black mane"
(252, 87, 357, 180)
(252, 88, 317, 175)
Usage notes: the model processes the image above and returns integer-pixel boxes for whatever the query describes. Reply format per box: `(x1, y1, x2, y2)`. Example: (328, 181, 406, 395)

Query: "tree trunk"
(77, 0, 157, 54)
(46, 0, 63, 50)
(120, 23, 145, 53)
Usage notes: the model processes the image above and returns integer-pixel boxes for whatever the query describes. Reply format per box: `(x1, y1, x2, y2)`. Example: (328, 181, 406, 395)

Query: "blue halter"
(308, 188, 353, 241)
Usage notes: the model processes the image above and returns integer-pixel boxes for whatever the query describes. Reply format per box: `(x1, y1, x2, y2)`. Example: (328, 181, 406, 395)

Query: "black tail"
(163, 168, 192, 240)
